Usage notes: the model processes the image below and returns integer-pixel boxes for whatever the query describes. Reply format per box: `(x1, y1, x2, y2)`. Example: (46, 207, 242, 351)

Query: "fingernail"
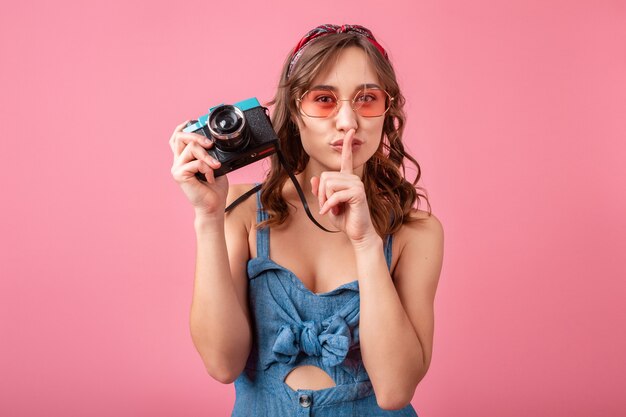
(204, 138, 211, 144)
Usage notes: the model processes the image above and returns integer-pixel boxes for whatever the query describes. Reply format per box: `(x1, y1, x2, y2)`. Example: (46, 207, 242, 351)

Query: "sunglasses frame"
(296, 88, 394, 118)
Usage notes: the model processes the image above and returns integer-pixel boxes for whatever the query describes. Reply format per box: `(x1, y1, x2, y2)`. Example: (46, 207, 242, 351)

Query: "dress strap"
(384, 234, 393, 270)
(255, 185, 270, 259)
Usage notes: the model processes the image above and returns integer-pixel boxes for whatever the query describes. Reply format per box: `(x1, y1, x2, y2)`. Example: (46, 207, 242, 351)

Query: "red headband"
(287, 24, 389, 79)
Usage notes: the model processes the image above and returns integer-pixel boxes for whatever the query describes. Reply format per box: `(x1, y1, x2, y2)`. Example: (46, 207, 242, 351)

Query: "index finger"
(340, 129, 356, 174)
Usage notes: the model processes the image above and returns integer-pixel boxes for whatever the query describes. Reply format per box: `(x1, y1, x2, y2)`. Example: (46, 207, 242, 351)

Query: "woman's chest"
(276, 237, 358, 294)
(249, 223, 359, 295)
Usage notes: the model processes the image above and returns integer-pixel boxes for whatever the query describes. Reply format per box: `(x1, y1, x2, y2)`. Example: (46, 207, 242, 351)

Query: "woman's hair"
(260, 29, 431, 237)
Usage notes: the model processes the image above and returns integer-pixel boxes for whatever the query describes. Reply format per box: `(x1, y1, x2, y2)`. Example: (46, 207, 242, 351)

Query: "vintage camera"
(183, 98, 278, 179)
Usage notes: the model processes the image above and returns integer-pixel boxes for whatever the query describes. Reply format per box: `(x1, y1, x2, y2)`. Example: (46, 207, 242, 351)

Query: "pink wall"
(1, 1, 625, 416)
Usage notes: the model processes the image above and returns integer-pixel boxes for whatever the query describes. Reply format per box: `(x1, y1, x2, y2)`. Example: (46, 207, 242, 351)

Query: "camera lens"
(208, 105, 249, 151)
(213, 108, 242, 134)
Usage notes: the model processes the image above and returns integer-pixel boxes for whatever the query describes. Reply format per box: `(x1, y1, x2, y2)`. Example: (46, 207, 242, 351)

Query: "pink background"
(1, 1, 625, 416)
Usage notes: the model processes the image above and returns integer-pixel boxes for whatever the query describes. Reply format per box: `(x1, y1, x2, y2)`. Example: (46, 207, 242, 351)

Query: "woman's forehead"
(308, 47, 380, 91)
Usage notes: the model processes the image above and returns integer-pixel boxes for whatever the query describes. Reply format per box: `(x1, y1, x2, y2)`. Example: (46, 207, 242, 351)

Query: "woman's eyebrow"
(309, 83, 383, 91)
(309, 84, 336, 91)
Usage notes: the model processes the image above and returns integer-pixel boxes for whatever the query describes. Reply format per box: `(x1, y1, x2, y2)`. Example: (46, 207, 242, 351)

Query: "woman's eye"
(356, 94, 376, 103)
(314, 95, 335, 103)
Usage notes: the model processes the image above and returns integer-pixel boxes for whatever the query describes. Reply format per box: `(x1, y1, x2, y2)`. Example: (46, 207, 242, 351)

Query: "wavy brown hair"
(260, 32, 431, 236)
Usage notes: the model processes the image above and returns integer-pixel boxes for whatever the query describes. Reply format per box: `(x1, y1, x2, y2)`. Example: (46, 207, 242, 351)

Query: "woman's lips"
(330, 138, 363, 152)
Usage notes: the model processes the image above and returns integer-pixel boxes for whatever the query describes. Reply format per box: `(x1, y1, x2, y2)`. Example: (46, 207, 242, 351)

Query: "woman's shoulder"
(391, 209, 444, 281)
(394, 209, 444, 252)
(227, 182, 260, 201)
(225, 183, 260, 229)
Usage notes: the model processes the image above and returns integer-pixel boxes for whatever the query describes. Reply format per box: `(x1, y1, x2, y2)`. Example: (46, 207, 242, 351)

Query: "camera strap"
(225, 149, 339, 233)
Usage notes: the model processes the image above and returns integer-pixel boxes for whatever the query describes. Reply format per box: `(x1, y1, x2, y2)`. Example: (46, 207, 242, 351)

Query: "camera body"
(183, 98, 278, 178)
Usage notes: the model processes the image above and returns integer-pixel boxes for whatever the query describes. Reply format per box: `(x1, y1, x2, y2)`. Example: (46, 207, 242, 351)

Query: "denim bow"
(271, 315, 352, 367)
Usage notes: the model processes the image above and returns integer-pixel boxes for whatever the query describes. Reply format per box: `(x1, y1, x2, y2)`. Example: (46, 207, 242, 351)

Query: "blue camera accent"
(183, 98, 262, 134)
(233, 97, 261, 112)
(183, 117, 207, 133)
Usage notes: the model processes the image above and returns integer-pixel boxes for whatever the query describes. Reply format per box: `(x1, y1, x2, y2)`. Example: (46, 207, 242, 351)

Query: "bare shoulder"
(396, 209, 444, 247)
(392, 209, 444, 283)
(227, 183, 259, 206)
(225, 183, 259, 232)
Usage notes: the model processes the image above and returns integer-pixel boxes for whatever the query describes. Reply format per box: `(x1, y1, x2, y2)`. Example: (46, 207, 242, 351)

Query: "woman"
(170, 24, 444, 416)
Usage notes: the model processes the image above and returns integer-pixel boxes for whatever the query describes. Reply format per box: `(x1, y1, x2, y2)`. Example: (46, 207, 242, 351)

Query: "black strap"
(224, 149, 339, 233)
(225, 183, 262, 213)
(276, 150, 339, 233)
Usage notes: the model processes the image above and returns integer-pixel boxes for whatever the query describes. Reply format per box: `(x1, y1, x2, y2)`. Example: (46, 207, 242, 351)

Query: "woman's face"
(295, 46, 385, 175)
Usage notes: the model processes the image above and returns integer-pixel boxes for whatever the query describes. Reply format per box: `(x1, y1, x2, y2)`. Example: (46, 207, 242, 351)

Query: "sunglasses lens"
(300, 90, 337, 117)
(353, 89, 389, 117)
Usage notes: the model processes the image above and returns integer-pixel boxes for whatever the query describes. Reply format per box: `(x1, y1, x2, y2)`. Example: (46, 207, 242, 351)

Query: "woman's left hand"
(311, 129, 379, 245)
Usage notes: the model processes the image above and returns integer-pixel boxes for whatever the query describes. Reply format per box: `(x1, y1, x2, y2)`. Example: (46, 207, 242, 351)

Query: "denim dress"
(231, 190, 418, 416)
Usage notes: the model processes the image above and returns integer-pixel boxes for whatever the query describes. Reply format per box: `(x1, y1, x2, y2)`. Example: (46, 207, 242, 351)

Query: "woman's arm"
(313, 129, 444, 409)
(189, 185, 253, 384)
(169, 122, 252, 384)
(356, 213, 444, 410)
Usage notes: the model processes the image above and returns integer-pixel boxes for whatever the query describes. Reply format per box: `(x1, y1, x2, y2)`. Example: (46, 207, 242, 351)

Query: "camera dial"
(208, 105, 249, 151)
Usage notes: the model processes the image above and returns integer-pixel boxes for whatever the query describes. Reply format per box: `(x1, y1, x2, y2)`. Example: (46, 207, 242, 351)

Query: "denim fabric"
(231, 190, 418, 416)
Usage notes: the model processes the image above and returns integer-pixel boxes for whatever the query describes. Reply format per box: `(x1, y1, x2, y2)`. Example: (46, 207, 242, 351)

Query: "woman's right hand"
(169, 121, 229, 217)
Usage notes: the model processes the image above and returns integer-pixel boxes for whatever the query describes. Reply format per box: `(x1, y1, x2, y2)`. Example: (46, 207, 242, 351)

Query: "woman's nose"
(334, 100, 358, 132)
